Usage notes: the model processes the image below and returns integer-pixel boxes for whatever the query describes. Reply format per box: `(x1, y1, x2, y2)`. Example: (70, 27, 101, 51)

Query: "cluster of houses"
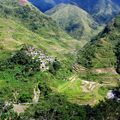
(23, 45, 55, 71)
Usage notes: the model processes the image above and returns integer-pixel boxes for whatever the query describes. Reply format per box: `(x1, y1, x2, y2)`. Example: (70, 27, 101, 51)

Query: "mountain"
(71, 0, 120, 23)
(28, 0, 70, 12)
(0, 0, 120, 119)
(71, 0, 120, 24)
(45, 4, 100, 42)
(0, 0, 83, 59)
(28, 0, 55, 12)
(0, 0, 73, 41)
(90, 0, 120, 23)
(0, 0, 81, 109)
(77, 14, 120, 72)
(29, 0, 120, 24)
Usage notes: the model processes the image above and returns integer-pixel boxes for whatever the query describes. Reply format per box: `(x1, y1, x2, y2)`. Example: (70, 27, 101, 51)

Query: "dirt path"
(13, 104, 28, 115)
(33, 87, 40, 103)
(13, 86, 40, 114)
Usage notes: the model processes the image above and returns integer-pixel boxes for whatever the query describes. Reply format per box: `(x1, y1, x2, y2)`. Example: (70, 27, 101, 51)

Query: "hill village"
(20, 45, 56, 71)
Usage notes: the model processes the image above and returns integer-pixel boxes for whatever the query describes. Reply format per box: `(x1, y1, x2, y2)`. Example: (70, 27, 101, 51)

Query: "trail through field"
(33, 86, 40, 103)
(13, 104, 28, 115)
(13, 86, 40, 114)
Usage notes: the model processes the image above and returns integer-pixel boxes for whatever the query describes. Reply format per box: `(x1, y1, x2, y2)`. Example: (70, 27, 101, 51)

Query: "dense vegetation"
(1, 88, 120, 120)
(115, 42, 120, 73)
(77, 14, 120, 70)
(0, 0, 75, 107)
(0, 0, 120, 119)
(0, 44, 61, 76)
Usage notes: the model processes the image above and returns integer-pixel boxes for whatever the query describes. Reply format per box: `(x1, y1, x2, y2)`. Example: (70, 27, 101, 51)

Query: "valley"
(45, 3, 102, 42)
(0, 0, 120, 120)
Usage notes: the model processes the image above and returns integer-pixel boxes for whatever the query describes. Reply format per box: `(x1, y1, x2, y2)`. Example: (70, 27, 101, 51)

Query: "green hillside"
(0, 0, 83, 59)
(0, 0, 83, 106)
(0, 17, 79, 60)
(0, 0, 120, 119)
(0, 0, 72, 41)
(0, 0, 79, 102)
(0, 0, 109, 105)
(45, 4, 103, 44)
(77, 14, 120, 70)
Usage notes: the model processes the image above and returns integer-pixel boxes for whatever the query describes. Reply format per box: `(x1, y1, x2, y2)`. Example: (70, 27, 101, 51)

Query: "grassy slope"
(0, 1, 84, 104)
(0, 0, 117, 106)
(0, 16, 110, 105)
(75, 14, 120, 104)
(0, 0, 81, 45)
(0, 0, 83, 59)
(0, 17, 80, 60)
(77, 14, 120, 68)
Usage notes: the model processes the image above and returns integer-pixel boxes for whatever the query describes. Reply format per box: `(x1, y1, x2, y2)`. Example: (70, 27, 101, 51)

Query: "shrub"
(10, 50, 31, 65)
(49, 59, 61, 74)
(38, 82, 52, 97)
(18, 92, 32, 103)
(115, 42, 120, 74)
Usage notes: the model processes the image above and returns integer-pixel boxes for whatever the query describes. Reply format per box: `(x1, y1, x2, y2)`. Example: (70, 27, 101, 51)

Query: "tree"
(49, 59, 61, 74)
(18, 92, 32, 103)
(115, 42, 120, 73)
(38, 82, 51, 97)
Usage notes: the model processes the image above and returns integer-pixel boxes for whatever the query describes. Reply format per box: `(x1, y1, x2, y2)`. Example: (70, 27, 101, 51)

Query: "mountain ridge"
(0, 0, 72, 41)
(45, 3, 101, 43)
(77, 14, 120, 71)
(29, 0, 120, 24)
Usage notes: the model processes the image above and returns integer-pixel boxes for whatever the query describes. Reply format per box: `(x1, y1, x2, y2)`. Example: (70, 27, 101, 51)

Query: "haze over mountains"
(28, 0, 120, 43)
(29, 0, 120, 23)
